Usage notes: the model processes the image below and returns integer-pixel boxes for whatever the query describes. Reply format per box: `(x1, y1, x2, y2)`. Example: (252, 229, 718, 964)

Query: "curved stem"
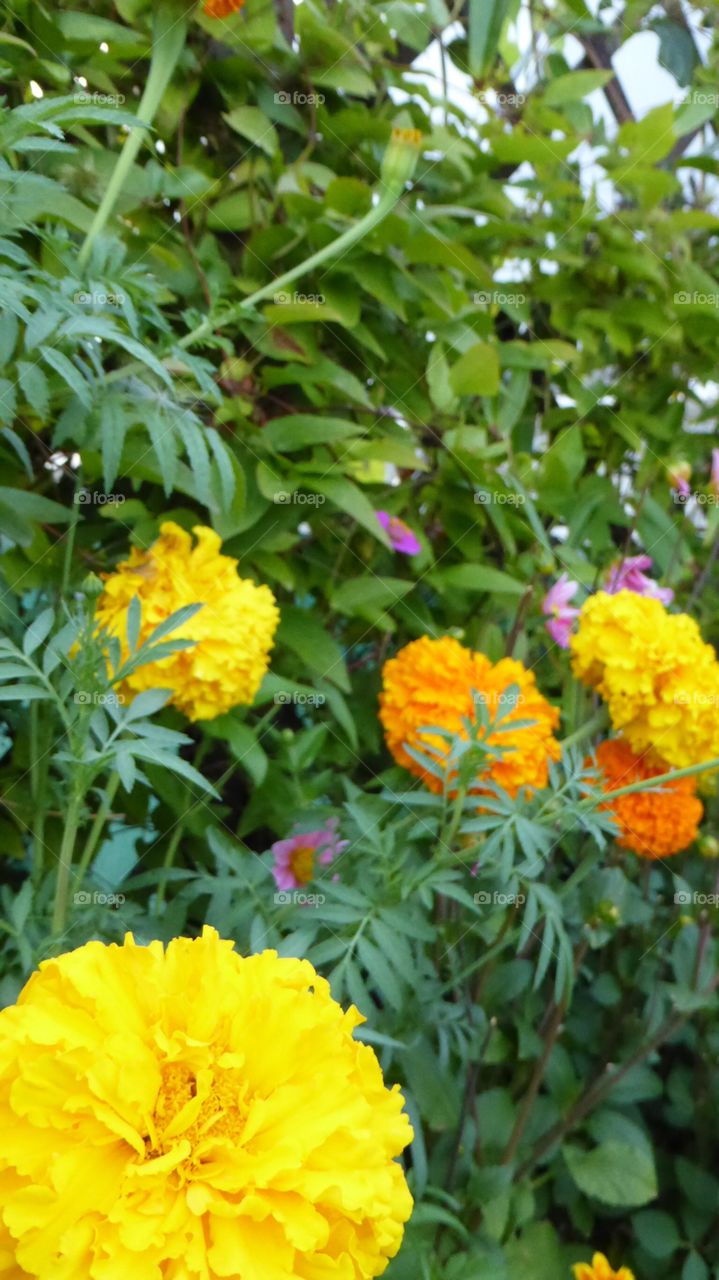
(77, 3, 188, 269)
(582, 754, 719, 808)
(178, 187, 399, 350)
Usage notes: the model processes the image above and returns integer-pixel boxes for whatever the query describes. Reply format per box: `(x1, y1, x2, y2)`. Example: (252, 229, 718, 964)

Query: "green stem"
(559, 707, 607, 751)
(77, 4, 188, 269)
(178, 186, 400, 350)
(30, 703, 48, 882)
(156, 823, 184, 916)
(581, 754, 719, 809)
(51, 787, 83, 937)
(72, 772, 121, 890)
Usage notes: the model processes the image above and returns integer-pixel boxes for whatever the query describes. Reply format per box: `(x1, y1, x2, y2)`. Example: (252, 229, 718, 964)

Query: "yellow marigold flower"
(203, 0, 245, 18)
(573, 1251, 635, 1280)
(96, 522, 279, 721)
(0, 927, 413, 1279)
(379, 634, 560, 798)
(570, 590, 719, 769)
(594, 738, 702, 859)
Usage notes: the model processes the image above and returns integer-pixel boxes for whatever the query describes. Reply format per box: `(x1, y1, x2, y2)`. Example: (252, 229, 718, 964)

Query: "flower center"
(146, 1061, 248, 1159)
(288, 843, 315, 883)
(388, 517, 410, 540)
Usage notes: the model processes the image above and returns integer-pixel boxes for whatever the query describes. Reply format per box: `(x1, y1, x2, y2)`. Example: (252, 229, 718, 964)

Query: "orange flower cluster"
(203, 0, 244, 18)
(379, 635, 560, 798)
(594, 738, 702, 859)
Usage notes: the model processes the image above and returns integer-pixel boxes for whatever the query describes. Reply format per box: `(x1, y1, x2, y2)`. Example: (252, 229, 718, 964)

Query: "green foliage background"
(1, 0, 719, 1276)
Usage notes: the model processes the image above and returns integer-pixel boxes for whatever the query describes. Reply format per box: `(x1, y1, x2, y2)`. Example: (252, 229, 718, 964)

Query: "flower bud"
(380, 128, 423, 191)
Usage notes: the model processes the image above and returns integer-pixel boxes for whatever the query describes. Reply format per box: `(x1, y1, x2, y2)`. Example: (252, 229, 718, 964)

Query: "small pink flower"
(604, 554, 673, 605)
(271, 818, 348, 892)
(376, 510, 421, 555)
(541, 573, 580, 649)
(711, 449, 719, 497)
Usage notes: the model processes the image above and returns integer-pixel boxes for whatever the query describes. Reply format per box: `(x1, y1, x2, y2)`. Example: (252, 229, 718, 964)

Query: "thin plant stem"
(155, 823, 184, 916)
(72, 771, 121, 891)
(177, 186, 402, 351)
(581, 755, 719, 807)
(77, 4, 188, 268)
(51, 787, 83, 936)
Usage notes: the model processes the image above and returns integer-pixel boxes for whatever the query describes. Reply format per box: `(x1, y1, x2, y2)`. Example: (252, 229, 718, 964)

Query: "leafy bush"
(1, 1, 719, 1277)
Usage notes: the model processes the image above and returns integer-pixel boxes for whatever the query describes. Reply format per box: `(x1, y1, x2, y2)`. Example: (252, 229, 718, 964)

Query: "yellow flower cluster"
(96, 522, 279, 721)
(379, 635, 561, 798)
(573, 1252, 635, 1280)
(0, 928, 413, 1280)
(570, 590, 719, 769)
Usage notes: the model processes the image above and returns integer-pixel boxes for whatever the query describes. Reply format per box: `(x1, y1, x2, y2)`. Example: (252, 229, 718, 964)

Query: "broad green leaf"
(564, 1141, 658, 1208)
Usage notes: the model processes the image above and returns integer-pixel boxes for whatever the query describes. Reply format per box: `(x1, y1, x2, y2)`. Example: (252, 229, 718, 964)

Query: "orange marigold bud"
(593, 738, 702, 859)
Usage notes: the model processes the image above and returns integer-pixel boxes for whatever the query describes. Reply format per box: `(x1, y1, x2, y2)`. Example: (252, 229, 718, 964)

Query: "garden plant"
(0, 0, 719, 1277)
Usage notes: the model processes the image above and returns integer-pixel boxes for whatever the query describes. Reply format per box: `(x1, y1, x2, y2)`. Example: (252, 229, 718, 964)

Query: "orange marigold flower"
(203, 0, 245, 17)
(379, 635, 560, 798)
(573, 1251, 635, 1280)
(594, 738, 702, 859)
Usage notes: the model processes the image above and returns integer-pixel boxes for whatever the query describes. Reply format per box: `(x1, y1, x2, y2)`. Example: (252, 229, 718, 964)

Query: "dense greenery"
(1, 0, 719, 1276)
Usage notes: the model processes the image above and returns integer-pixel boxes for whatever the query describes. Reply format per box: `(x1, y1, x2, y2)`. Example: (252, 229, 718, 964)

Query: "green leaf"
(331, 576, 414, 619)
(223, 106, 279, 156)
(17, 361, 49, 418)
(435, 564, 525, 595)
(449, 342, 500, 397)
(544, 69, 614, 105)
(263, 415, 363, 452)
(564, 1141, 658, 1208)
(277, 606, 350, 691)
(310, 475, 389, 545)
(468, 0, 509, 78)
(632, 1210, 680, 1259)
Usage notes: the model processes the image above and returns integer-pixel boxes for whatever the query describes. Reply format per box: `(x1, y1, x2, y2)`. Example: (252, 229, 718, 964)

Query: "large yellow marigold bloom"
(96, 522, 279, 721)
(594, 738, 702, 859)
(379, 635, 560, 797)
(573, 1251, 635, 1280)
(0, 927, 413, 1280)
(570, 590, 719, 769)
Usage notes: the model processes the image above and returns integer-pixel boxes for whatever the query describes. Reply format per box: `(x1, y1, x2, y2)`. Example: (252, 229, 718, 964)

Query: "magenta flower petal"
(376, 510, 422, 555)
(604, 554, 673, 604)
